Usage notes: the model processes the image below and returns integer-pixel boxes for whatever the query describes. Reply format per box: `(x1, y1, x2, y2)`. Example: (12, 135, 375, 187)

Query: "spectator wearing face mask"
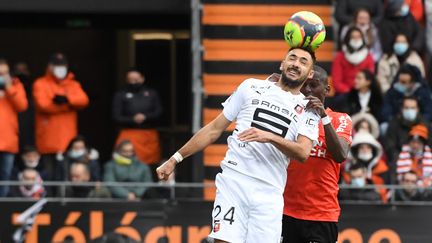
(379, 0, 424, 54)
(339, 163, 382, 202)
(55, 135, 101, 182)
(332, 26, 375, 95)
(377, 33, 425, 93)
(103, 140, 153, 200)
(9, 168, 45, 199)
(383, 97, 432, 169)
(396, 125, 432, 186)
(112, 68, 162, 174)
(342, 131, 389, 201)
(33, 53, 89, 181)
(395, 170, 432, 201)
(11, 146, 47, 181)
(381, 64, 432, 124)
(0, 59, 28, 197)
(339, 8, 383, 62)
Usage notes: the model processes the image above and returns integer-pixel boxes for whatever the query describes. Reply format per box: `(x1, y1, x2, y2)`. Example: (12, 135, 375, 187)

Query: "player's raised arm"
(156, 113, 231, 181)
(305, 95, 351, 163)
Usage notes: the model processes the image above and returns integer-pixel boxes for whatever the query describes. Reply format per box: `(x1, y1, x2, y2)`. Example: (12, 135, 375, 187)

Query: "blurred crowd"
(333, 0, 432, 202)
(0, 53, 168, 201)
(2, 0, 432, 203)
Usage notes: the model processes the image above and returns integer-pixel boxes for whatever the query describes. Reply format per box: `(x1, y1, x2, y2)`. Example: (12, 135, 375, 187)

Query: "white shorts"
(208, 167, 283, 243)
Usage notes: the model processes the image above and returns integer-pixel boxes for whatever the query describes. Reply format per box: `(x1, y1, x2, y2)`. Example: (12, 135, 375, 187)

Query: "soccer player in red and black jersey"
(282, 65, 353, 243)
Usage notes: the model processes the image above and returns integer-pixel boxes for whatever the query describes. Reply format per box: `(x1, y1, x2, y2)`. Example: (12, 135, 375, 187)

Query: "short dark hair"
(402, 96, 419, 106)
(66, 135, 90, 152)
(349, 162, 367, 172)
(288, 47, 316, 63)
(127, 67, 143, 75)
(0, 58, 9, 66)
(21, 145, 38, 155)
(115, 139, 133, 152)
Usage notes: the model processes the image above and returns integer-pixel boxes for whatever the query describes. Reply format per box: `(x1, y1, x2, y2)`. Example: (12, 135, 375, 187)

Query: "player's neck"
(276, 80, 302, 95)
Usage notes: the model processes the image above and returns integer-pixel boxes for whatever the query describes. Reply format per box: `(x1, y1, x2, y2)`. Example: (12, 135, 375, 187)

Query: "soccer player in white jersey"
(156, 47, 320, 243)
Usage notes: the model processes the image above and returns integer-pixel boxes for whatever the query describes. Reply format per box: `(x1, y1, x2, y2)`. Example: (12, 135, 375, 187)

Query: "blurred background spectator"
(381, 64, 432, 125)
(342, 131, 389, 201)
(383, 97, 432, 170)
(11, 146, 47, 180)
(377, 33, 425, 93)
(0, 59, 28, 197)
(103, 140, 153, 200)
(351, 112, 381, 140)
(379, 0, 424, 54)
(33, 53, 89, 180)
(113, 68, 162, 179)
(332, 26, 375, 96)
(9, 168, 45, 199)
(55, 135, 101, 182)
(396, 125, 432, 186)
(337, 69, 383, 122)
(339, 163, 382, 202)
(339, 8, 382, 62)
(335, 0, 384, 27)
(64, 162, 110, 198)
(395, 170, 431, 201)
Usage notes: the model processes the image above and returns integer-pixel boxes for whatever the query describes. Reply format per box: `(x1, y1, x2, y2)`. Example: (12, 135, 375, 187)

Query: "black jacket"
(112, 85, 162, 129)
(338, 89, 383, 122)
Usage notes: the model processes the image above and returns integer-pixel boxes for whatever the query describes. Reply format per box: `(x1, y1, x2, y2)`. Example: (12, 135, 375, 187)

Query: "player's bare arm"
(305, 95, 350, 163)
(156, 113, 231, 181)
(238, 128, 313, 162)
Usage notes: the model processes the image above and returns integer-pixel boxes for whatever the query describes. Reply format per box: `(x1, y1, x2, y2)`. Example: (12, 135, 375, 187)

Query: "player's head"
(300, 64, 329, 102)
(280, 47, 315, 89)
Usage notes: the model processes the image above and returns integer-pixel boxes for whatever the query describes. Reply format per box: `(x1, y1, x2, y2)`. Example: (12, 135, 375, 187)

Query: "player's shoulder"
(238, 78, 273, 91)
(327, 109, 351, 121)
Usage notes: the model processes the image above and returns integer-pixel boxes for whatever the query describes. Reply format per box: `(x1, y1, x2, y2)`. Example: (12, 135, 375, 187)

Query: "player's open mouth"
(286, 69, 300, 78)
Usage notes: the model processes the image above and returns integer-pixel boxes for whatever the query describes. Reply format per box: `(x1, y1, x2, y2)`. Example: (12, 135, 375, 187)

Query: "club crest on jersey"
(213, 222, 221, 232)
(294, 104, 304, 114)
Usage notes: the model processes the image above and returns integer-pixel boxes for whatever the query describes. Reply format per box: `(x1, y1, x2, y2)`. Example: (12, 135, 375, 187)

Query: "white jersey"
(221, 78, 319, 191)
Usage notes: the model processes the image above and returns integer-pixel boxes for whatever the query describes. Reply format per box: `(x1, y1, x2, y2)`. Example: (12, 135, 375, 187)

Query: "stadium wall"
(1, 200, 430, 242)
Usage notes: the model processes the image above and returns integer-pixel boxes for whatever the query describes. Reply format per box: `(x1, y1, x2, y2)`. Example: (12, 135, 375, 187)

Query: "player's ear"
(307, 70, 314, 79)
(324, 84, 331, 96)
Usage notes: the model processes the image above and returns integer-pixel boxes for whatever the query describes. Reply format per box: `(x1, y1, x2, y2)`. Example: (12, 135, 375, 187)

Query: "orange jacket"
(33, 72, 89, 154)
(0, 78, 28, 153)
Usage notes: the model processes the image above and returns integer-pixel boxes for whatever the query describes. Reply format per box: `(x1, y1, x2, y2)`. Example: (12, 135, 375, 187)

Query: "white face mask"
(350, 39, 363, 49)
(69, 149, 86, 159)
(358, 152, 373, 161)
(53, 66, 68, 80)
(402, 108, 417, 121)
(351, 177, 366, 187)
(24, 159, 39, 168)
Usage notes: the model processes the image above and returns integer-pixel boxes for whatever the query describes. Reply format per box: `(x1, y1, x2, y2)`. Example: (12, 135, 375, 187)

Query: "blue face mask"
(351, 177, 366, 187)
(402, 108, 417, 121)
(400, 5, 410, 17)
(394, 82, 407, 93)
(394, 42, 409, 56)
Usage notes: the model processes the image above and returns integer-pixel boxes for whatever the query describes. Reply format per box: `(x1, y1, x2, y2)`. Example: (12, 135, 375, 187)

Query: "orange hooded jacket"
(33, 72, 89, 154)
(0, 78, 28, 153)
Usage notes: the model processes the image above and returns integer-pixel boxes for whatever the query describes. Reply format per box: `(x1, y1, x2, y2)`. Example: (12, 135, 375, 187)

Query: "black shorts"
(281, 215, 338, 243)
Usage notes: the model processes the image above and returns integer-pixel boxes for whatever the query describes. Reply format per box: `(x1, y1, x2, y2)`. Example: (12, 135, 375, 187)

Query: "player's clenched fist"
(156, 158, 176, 181)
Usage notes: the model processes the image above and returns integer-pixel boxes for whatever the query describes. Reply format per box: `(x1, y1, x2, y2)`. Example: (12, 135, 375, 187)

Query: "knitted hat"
(409, 124, 428, 141)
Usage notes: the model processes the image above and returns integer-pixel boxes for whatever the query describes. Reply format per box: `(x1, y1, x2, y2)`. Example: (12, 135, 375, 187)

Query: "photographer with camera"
(0, 58, 28, 197)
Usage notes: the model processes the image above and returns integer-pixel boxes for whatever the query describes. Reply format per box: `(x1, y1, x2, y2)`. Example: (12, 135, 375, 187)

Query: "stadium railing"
(0, 181, 431, 205)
